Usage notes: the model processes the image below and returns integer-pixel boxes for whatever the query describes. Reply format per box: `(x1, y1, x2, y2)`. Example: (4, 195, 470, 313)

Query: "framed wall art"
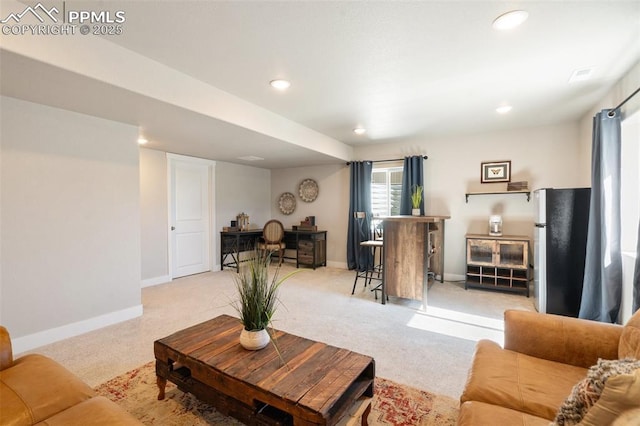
(481, 160, 511, 183)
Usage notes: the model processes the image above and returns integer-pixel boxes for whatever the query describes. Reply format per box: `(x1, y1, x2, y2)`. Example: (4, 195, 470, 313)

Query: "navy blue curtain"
(579, 109, 622, 323)
(347, 161, 373, 271)
(400, 156, 425, 215)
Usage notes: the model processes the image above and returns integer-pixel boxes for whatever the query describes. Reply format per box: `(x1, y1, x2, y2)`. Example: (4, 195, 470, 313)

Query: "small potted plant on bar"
(232, 250, 295, 350)
(411, 185, 423, 216)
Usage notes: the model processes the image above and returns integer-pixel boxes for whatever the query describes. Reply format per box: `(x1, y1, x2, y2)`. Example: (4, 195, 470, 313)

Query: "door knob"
(171, 226, 175, 231)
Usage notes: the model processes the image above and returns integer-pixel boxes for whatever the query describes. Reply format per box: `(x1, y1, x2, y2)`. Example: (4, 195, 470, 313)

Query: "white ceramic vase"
(412, 208, 421, 216)
(239, 328, 270, 350)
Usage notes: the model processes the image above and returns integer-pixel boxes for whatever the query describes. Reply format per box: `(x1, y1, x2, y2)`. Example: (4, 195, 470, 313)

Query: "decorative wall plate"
(278, 192, 296, 215)
(299, 179, 319, 202)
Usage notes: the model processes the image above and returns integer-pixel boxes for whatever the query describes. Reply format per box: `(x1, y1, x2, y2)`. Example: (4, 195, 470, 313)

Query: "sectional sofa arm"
(0, 326, 13, 370)
(503, 310, 623, 368)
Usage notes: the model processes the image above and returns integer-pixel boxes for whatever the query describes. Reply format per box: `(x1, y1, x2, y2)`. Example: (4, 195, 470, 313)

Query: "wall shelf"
(465, 190, 530, 203)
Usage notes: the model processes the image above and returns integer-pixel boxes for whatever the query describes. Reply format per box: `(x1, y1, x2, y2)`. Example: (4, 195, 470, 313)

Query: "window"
(371, 167, 403, 216)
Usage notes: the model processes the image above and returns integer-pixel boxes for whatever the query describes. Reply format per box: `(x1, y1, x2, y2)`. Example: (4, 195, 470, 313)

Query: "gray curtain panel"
(347, 161, 373, 271)
(400, 156, 425, 215)
(579, 109, 623, 323)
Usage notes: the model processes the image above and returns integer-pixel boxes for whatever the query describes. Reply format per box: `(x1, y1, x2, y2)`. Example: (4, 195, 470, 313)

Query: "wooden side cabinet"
(465, 234, 530, 296)
(294, 231, 326, 269)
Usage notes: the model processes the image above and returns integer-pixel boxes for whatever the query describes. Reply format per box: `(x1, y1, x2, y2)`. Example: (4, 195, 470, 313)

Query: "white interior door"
(170, 156, 211, 278)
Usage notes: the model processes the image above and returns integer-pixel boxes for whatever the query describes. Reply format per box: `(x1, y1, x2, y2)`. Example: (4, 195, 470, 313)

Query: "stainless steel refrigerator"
(533, 188, 591, 317)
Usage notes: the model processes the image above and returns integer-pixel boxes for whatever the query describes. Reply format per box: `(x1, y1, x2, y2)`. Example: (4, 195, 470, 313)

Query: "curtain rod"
(608, 86, 640, 117)
(345, 155, 428, 165)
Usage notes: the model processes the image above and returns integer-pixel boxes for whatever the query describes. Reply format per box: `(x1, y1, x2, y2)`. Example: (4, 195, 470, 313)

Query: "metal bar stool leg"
(351, 250, 369, 294)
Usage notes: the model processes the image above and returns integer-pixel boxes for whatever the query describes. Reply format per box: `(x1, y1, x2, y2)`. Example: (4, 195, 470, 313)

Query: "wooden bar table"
(381, 215, 449, 307)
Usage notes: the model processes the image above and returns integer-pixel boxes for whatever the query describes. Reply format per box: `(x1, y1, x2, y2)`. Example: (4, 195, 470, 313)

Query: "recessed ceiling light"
(137, 137, 148, 145)
(569, 68, 593, 83)
(496, 105, 512, 114)
(269, 79, 291, 90)
(492, 10, 528, 30)
(353, 127, 366, 135)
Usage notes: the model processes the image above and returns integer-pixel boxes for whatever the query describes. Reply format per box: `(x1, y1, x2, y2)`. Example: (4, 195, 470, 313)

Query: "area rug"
(95, 361, 459, 425)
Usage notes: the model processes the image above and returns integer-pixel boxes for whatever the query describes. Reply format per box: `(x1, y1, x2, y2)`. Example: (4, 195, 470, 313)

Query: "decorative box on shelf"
(293, 215, 317, 231)
(293, 225, 318, 231)
(507, 181, 529, 191)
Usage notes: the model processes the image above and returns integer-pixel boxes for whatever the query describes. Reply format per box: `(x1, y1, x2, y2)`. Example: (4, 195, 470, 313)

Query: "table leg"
(157, 375, 167, 400)
(362, 402, 372, 426)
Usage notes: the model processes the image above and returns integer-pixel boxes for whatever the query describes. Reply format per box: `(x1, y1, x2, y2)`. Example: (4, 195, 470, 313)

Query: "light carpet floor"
(23, 264, 534, 399)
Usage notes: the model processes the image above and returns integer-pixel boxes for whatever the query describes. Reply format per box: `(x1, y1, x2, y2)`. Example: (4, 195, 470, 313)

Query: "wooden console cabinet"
(465, 234, 530, 296)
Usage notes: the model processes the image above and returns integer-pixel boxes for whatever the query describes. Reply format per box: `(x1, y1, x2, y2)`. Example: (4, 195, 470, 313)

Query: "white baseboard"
(327, 260, 348, 269)
(141, 275, 171, 288)
(444, 273, 466, 282)
(142, 266, 221, 289)
(12, 304, 143, 355)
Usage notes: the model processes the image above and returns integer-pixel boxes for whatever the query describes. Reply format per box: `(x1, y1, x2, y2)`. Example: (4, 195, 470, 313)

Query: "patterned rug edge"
(94, 361, 459, 426)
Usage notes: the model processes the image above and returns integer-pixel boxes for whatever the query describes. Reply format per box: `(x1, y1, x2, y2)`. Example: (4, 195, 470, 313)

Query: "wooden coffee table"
(154, 315, 375, 425)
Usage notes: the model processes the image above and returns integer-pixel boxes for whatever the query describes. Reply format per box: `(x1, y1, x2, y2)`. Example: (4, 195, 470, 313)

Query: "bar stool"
(369, 217, 385, 300)
(363, 240, 384, 299)
(351, 242, 386, 302)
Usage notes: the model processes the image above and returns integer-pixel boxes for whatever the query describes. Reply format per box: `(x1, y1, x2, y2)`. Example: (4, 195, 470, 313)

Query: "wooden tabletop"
(466, 233, 530, 241)
(154, 315, 375, 425)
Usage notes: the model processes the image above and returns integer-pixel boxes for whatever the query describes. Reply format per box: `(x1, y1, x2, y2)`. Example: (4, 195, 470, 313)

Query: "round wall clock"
(278, 192, 296, 215)
(299, 178, 319, 202)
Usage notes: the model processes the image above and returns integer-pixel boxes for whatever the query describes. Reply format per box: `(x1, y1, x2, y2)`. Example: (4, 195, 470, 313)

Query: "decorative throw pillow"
(551, 358, 640, 426)
(619, 309, 640, 359)
(581, 369, 640, 426)
(611, 407, 640, 426)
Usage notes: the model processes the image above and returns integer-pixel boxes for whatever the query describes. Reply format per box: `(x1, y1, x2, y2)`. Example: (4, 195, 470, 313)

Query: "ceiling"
(1, 1, 639, 168)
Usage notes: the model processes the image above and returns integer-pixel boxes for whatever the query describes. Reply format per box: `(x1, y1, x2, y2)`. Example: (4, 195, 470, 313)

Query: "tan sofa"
(459, 309, 640, 425)
(0, 326, 142, 425)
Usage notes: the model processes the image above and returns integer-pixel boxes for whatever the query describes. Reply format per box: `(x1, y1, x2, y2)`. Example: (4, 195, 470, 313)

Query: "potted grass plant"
(232, 250, 296, 350)
(411, 185, 423, 216)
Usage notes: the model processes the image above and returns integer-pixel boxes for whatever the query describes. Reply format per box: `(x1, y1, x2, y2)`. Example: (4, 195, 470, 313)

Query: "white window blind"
(371, 167, 403, 216)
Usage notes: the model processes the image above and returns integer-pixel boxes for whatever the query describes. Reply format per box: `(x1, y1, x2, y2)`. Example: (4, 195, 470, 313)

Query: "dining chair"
(257, 220, 286, 265)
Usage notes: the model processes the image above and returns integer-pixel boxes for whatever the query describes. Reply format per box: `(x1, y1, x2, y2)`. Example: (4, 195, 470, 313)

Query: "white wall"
(140, 148, 169, 284)
(0, 97, 142, 349)
(214, 161, 271, 235)
(214, 161, 271, 268)
(271, 165, 349, 268)
(272, 123, 583, 278)
(139, 154, 272, 280)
